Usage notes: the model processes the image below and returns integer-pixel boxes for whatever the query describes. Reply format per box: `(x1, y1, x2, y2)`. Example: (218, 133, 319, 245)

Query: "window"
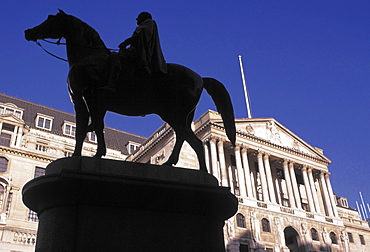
(282, 198, 289, 207)
(64, 148, 74, 157)
(36, 114, 53, 130)
(34, 167, 45, 178)
(236, 213, 246, 228)
(0, 123, 15, 147)
(0, 157, 8, 173)
(88, 132, 97, 142)
(311, 228, 319, 241)
(28, 210, 38, 222)
(63, 122, 76, 137)
(330, 232, 337, 244)
(348, 232, 354, 243)
(129, 144, 138, 154)
(302, 203, 308, 211)
(261, 218, 271, 232)
(0, 104, 23, 119)
(359, 234, 365, 245)
(35, 142, 48, 152)
(0, 132, 11, 147)
(239, 244, 249, 252)
(276, 169, 284, 179)
(127, 142, 140, 154)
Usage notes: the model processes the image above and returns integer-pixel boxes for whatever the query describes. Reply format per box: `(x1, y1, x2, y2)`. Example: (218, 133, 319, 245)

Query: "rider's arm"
(118, 33, 138, 50)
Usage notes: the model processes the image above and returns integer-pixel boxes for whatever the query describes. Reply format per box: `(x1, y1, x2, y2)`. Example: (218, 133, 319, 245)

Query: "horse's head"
(25, 9, 69, 42)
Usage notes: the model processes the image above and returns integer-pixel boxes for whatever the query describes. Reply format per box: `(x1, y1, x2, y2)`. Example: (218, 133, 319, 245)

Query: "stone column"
(217, 140, 228, 187)
(325, 173, 338, 217)
(228, 167, 235, 194)
(209, 138, 220, 182)
(289, 162, 302, 209)
(241, 148, 253, 198)
(283, 160, 295, 208)
(263, 154, 276, 203)
(301, 166, 315, 212)
(11, 126, 18, 147)
(16, 126, 23, 147)
(307, 168, 320, 213)
(234, 146, 247, 198)
(203, 142, 210, 174)
(319, 171, 334, 217)
(257, 152, 269, 202)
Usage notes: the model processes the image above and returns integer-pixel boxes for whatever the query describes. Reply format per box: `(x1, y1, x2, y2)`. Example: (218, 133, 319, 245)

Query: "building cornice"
(197, 121, 330, 165)
(0, 146, 54, 162)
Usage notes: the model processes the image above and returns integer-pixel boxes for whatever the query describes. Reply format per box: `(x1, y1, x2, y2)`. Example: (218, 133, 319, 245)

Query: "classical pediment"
(0, 113, 25, 124)
(234, 118, 327, 160)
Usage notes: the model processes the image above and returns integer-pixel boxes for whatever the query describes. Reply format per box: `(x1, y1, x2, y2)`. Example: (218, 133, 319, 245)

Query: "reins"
(36, 39, 68, 62)
(35, 39, 119, 63)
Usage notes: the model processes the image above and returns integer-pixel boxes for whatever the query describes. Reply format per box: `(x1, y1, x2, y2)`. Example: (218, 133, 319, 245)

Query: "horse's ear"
(58, 9, 67, 15)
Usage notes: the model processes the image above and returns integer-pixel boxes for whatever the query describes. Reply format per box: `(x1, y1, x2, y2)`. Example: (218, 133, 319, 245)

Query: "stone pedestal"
(22, 157, 238, 252)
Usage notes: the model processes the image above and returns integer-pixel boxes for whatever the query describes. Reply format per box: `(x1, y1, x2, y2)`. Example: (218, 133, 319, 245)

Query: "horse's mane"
(67, 14, 108, 50)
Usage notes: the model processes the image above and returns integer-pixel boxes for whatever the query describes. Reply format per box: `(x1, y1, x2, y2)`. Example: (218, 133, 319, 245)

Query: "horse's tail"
(202, 77, 236, 146)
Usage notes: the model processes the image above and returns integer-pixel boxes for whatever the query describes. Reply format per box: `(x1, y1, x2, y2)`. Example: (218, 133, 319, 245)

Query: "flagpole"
(238, 55, 252, 119)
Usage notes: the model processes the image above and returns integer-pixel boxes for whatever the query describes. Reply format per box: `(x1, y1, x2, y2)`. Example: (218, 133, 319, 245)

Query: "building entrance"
(284, 226, 303, 252)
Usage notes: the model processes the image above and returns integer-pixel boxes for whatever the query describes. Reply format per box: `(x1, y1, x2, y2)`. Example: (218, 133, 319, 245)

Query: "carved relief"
(266, 121, 281, 144)
(292, 140, 300, 150)
(246, 124, 255, 135)
(154, 149, 166, 164)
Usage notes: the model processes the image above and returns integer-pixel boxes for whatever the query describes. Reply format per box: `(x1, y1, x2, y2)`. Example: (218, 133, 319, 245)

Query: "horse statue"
(24, 10, 236, 172)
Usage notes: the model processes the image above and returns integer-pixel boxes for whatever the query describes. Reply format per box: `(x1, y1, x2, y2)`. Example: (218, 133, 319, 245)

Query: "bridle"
(35, 39, 118, 63)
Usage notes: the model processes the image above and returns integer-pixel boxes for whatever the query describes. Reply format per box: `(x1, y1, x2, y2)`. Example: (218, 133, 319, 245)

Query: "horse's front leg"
(72, 100, 89, 156)
(163, 130, 185, 167)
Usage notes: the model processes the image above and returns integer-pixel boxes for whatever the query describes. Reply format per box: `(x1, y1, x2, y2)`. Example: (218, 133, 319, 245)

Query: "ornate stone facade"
(130, 110, 370, 252)
(0, 93, 369, 252)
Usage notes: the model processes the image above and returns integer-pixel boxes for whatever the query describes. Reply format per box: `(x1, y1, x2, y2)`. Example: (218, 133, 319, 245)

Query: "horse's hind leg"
(184, 128, 207, 172)
(86, 93, 107, 157)
(163, 111, 207, 172)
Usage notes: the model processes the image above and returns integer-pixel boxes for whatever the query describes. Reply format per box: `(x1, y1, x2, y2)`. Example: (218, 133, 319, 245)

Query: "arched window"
(311, 228, 319, 241)
(236, 213, 246, 228)
(330, 232, 338, 244)
(261, 218, 271, 232)
(0, 157, 8, 173)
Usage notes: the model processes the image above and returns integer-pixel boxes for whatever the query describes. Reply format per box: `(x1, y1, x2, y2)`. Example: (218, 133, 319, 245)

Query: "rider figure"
(105, 12, 167, 90)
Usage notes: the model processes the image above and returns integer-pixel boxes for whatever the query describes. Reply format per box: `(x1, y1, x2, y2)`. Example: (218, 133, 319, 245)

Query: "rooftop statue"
(24, 10, 236, 172)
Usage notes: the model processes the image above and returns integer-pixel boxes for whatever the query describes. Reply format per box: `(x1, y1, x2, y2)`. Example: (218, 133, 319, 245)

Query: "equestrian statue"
(24, 10, 236, 172)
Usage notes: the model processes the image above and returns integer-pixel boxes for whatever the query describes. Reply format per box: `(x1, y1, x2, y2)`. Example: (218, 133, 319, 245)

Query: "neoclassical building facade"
(0, 93, 369, 252)
(129, 110, 370, 252)
(0, 93, 145, 252)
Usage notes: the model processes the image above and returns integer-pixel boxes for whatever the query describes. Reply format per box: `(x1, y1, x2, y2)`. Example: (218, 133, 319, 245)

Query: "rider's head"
(136, 12, 152, 25)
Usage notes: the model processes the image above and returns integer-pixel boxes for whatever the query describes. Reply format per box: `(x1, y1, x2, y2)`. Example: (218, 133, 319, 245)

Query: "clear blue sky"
(1, 1, 369, 210)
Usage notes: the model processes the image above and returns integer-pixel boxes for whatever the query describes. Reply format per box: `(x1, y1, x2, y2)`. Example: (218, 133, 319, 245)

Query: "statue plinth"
(23, 157, 238, 252)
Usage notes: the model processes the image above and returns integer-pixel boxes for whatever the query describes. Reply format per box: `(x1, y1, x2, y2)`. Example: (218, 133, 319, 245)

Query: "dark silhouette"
(106, 12, 167, 90)
(24, 10, 236, 172)
(119, 11, 167, 75)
